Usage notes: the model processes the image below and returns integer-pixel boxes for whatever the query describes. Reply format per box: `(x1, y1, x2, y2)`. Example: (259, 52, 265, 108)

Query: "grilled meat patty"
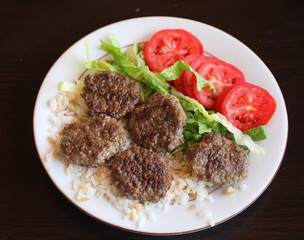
(129, 93, 187, 153)
(187, 132, 249, 187)
(111, 145, 171, 202)
(60, 114, 127, 167)
(82, 71, 141, 119)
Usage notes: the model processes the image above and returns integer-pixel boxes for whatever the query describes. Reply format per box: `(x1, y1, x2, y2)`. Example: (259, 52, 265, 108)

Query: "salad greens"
(211, 113, 265, 154)
(57, 81, 84, 95)
(243, 125, 267, 141)
(58, 35, 266, 155)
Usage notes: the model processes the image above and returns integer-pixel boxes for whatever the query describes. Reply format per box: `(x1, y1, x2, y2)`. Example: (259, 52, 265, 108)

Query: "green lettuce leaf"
(181, 105, 226, 143)
(211, 113, 265, 154)
(171, 87, 212, 121)
(84, 40, 125, 74)
(126, 43, 146, 67)
(58, 81, 84, 95)
(243, 125, 267, 141)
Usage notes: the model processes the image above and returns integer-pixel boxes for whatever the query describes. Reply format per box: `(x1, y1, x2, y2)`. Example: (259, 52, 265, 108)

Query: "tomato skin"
(193, 57, 245, 95)
(176, 54, 200, 97)
(173, 54, 200, 94)
(179, 55, 245, 109)
(192, 79, 216, 109)
(216, 82, 277, 131)
(215, 83, 232, 112)
(144, 29, 204, 72)
(182, 55, 205, 98)
(174, 72, 186, 94)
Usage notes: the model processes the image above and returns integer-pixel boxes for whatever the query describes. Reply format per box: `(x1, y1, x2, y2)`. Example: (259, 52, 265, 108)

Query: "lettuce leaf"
(243, 125, 267, 141)
(58, 81, 84, 95)
(126, 43, 146, 67)
(211, 113, 265, 154)
(84, 41, 125, 74)
(171, 87, 212, 121)
(181, 104, 227, 143)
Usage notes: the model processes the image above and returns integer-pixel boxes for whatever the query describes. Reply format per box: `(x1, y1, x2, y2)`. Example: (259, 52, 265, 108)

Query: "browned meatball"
(60, 114, 127, 167)
(187, 132, 249, 187)
(129, 93, 187, 153)
(111, 145, 171, 202)
(81, 71, 141, 119)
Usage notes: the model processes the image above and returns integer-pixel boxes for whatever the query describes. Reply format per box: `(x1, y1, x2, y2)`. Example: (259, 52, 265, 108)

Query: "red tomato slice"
(215, 82, 232, 112)
(192, 79, 216, 109)
(144, 29, 204, 72)
(216, 82, 277, 131)
(174, 54, 200, 96)
(182, 55, 206, 98)
(174, 72, 186, 94)
(188, 33, 204, 55)
(191, 56, 245, 109)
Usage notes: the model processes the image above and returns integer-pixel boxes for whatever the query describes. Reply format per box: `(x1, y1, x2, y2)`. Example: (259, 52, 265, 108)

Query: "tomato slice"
(174, 72, 186, 94)
(192, 79, 216, 109)
(216, 82, 277, 131)
(215, 82, 232, 112)
(190, 56, 245, 109)
(143, 29, 204, 72)
(172, 54, 199, 96)
(173, 54, 200, 94)
(182, 55, 206, 98)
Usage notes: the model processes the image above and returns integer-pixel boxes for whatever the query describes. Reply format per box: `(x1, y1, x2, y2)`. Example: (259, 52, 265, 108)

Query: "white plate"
(33, 17, 288, 235)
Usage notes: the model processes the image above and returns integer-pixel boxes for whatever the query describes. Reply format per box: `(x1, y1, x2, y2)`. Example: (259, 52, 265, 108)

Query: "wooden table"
(1, 0, 303, 239)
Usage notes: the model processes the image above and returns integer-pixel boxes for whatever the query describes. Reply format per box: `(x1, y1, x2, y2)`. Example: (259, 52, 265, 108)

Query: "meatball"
(187, 132, 249, 187)
(81, 71, 141, 119)
(111, 145, 171, 202)
(60, 114, 127, 167)
(129, 93, 187, 153)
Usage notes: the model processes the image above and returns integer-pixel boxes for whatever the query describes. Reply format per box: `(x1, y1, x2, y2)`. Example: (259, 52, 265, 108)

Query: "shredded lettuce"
(58, 81, 84, 95)
(171, 87, 212, 121)
(211, 113, 265, 154)
(126, 43, 146, 67)
(108, 34, 122, 48)
(168, 143, 187, 157)
(180, 101, 227, 142)
(243, 126, 267, 141)
(84, 41, 125, 74)
(139, 83, 155, 103)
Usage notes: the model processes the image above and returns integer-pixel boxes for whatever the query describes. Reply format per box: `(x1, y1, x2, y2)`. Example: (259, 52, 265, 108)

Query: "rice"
(46, 80, 247, 228)
(198, 209, 213, 218)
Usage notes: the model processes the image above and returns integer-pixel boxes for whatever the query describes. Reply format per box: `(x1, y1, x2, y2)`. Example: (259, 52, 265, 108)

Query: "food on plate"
(173, 54, 201, 95)
(60, 114, 127, 167)
(111, 145, 171, 203)
(144, 29, 204, 72)
(182, 54, 206, 99)
(129, 92, 187, 153)
(82, 71, 141, 119)
(47, 29, 277, 228)
(187, 132, 249, 187)
(215, 82, 277, 131)
(177, 55, 245, 110)
(192, 56, 245, 109)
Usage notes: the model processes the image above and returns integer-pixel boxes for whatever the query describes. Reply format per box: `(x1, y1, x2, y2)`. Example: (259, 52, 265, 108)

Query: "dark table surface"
(1, 0, 303, 239)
